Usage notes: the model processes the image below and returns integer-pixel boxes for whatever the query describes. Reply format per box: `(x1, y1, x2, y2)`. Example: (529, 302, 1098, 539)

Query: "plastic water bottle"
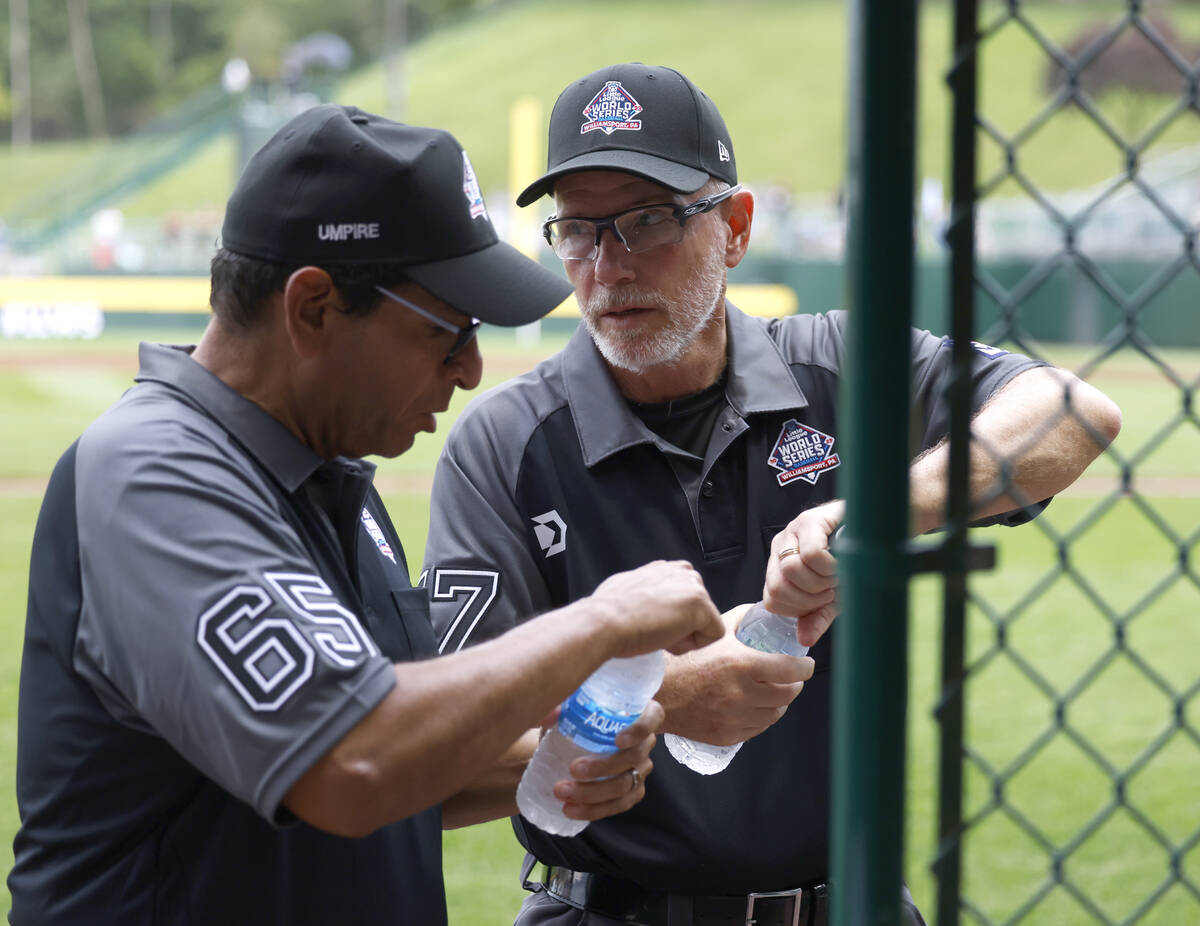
(664, 603, 809, 775)
(517, 650, 664, 836)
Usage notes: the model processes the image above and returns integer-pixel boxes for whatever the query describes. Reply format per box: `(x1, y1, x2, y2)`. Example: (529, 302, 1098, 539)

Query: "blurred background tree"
(0, 0, 502, 141)
(229, 5, 289, 83)
(1043, 14, 1200, 137)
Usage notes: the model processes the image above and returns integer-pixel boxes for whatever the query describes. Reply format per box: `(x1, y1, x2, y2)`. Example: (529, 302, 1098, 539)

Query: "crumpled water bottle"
(516, 650, 664, 835)
(664, 603, 809, 775)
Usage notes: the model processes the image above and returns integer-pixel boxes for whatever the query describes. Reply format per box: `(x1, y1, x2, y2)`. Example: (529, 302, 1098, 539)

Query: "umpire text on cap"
(221, 104, 573, 327)
(516, 63, 737, 207)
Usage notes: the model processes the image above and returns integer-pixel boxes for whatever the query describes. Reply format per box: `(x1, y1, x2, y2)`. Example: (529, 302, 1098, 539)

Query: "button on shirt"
(10, 343, 446, 925)
(422, 305, 1045, 896)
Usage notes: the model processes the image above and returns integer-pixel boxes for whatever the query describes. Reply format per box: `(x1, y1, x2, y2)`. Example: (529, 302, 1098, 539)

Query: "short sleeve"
(423, 410, 553, 652)
(908, 332, 1052, 526)
(73, 405, 396, 821)
(909, 332, 1048, 452)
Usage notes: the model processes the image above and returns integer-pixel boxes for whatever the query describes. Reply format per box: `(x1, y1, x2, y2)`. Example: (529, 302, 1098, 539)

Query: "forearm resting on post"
(908, 365, 1122, 535)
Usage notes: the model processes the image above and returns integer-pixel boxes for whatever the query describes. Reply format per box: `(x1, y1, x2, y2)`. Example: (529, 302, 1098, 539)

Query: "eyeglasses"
(374, 286, 480, 366)
(542, 184, 742, 262)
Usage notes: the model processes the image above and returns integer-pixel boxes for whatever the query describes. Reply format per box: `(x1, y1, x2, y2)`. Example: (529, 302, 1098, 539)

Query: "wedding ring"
(777, 546, 799, 562)
(629, 768, 641, 792)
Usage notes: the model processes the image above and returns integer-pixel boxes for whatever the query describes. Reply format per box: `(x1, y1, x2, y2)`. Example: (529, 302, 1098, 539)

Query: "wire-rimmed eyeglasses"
(542, 184, 742, 262)
(374, 286, 480, 366)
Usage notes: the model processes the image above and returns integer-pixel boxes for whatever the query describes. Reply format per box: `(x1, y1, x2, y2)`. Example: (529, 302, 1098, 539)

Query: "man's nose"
(446, 337, 483, 391)
(592, 227, 635, 286)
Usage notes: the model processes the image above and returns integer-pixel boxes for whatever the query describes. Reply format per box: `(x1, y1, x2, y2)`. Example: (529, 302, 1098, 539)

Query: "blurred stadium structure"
(6, 134, 1200, 275)
(6, 2, 1200, 353)
(975, 143, 1200, 259)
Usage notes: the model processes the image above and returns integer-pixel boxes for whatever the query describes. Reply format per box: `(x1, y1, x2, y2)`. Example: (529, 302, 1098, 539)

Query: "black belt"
(527, 862, 827, 926)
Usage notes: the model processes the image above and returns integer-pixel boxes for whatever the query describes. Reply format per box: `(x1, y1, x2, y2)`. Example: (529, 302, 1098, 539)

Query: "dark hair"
(208, 248, 411, 328)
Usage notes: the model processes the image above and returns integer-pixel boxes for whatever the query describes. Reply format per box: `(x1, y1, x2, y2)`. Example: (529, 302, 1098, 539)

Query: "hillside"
(5, 0, 1200, 222)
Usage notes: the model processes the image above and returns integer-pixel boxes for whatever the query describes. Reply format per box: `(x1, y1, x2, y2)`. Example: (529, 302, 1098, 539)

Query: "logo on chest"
(531, 509, 568, 558)
(360, 508, 396, 564)
(767, 420, 841, 487)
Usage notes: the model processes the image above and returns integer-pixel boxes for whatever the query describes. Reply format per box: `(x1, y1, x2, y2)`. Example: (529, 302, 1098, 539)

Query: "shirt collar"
(561, 302, 808, 467)
(133, 342, 375, 494)
(724, 302, 810, 416)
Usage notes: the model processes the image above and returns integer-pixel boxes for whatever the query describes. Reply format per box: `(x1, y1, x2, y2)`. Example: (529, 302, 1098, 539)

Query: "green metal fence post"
(932, 1, 981, 924)
(831, 1, 919, 925)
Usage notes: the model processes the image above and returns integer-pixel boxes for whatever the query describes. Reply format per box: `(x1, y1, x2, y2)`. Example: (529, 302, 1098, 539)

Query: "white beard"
(580, 242, 727, 374)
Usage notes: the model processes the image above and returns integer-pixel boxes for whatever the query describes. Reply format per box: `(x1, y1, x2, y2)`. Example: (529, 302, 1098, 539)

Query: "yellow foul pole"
(508, 95, 543, 260)
(509, 96, 562, 339)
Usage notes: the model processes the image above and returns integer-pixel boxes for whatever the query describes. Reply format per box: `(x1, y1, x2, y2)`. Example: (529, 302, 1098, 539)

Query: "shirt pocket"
(361, 586, 437, 662)
(761, 523, 788, 558)
(388, 587, 439, 661)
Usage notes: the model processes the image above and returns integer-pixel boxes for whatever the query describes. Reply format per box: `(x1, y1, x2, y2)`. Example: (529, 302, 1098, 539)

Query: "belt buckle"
(745, 885, 805, 926)
(543, 865, 591, 911)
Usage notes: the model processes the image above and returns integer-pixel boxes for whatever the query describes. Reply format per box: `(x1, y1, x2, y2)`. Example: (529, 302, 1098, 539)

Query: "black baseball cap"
(221, 104, 573, 326)
(516, 63, 737, 207)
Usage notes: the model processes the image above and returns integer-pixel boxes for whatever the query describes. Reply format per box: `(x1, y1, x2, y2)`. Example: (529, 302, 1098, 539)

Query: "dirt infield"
(5, 472, 1200, 501)
(4, 341, 1195, 383)
(0, 348, 549, 380)
(4, 340, 1197, 500)
(0, 350, 140, 371)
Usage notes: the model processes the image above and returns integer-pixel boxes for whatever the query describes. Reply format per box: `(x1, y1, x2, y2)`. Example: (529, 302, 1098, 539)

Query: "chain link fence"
(935, 2, 1200, 923)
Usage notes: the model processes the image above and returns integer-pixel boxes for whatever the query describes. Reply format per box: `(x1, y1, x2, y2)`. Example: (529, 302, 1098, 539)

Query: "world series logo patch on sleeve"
(767, 419, 841, 487)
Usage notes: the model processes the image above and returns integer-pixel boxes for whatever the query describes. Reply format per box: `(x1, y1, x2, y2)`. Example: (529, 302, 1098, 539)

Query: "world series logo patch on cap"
(581, 81, 643, 136)
(462, 152, 487, 220)
(767, 420, 841, 487)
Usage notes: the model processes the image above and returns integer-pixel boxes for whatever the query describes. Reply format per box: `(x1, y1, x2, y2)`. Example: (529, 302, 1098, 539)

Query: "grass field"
(1, 323, 1197, 924)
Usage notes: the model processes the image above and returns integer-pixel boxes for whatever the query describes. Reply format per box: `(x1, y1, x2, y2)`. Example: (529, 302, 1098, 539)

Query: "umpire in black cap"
(8, 103, 725, 925)
(423, 60, 1112, 926)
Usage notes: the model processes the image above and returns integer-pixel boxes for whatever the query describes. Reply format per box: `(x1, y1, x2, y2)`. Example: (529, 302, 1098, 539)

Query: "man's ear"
(723, 189, 754, 269)
(282, 267, 340, 359)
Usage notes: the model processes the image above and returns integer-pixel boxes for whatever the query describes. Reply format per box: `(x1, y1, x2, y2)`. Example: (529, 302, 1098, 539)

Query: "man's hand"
(658, 604, 814, 746)
(552, 700, 664, 822)
(591, 560, 724, 657)
(763, 500, 844, 648)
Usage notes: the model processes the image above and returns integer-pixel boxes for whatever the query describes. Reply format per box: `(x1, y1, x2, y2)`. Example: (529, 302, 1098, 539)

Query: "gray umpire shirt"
(423, 305, 1045, 896)
(10, 343, 446, 925)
